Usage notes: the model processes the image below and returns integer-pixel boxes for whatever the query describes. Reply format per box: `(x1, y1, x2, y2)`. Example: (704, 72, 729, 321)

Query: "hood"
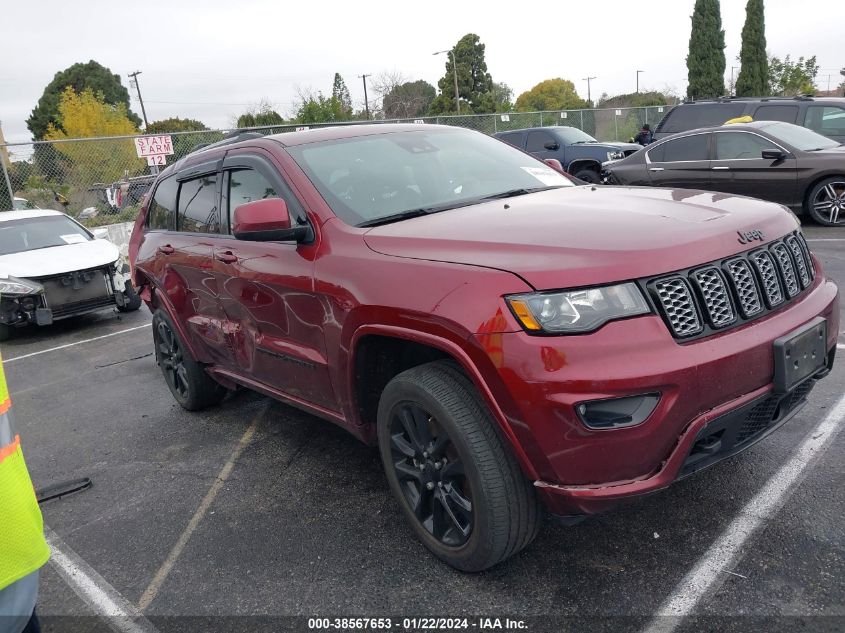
(0, 238, 120, 279)
(595, 141, 642, 152)
(363, 186, 799, 290)
(806, 144, 845, 156)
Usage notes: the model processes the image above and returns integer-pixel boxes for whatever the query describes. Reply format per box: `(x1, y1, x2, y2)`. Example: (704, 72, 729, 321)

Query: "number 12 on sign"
(146, 155, 167, 166)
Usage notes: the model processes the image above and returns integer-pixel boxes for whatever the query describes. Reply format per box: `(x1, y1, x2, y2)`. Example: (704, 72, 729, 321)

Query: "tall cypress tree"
(686, 0, 726, 99)
(735, 0, 768, 96)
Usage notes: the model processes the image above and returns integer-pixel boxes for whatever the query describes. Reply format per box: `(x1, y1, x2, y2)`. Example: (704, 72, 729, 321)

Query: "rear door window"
(659, 134, 710, 162)
(497, 132, 524, 149)
(804, 105, 845, 137)
(147, 176, 178, 230)
(659, 104, 746, 133)
(714, 132, 779, 160)
(753, 105, 798, 123)
(177, 175, 219, 233)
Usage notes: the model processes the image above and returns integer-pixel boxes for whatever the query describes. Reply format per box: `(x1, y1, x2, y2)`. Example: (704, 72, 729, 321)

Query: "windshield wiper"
(357, 208, 439, 228)
(478, 186, 561, 201)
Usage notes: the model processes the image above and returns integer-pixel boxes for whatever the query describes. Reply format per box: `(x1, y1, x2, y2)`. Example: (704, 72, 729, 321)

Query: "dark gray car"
(602, 121, 845, 226)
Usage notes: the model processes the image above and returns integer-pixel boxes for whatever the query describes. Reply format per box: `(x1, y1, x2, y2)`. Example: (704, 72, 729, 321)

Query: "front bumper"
(0, 266, 129, 327)
(473, 275, 839, 516)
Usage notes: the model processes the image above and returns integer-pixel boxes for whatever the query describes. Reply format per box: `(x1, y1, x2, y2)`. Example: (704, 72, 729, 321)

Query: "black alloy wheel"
(389, 402, 473, 547)
(156, 319, 189, 400)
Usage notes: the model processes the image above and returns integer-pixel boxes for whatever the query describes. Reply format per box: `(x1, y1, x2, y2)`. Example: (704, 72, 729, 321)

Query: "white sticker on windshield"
(60, 234, 86, 244)
(521, 166, 562, 186)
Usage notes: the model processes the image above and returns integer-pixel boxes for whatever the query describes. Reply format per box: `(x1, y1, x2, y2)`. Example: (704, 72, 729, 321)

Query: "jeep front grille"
(647, 231, 815, 339)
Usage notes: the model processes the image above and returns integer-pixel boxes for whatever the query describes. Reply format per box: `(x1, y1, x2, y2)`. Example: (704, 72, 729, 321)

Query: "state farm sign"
(134, 135, 174, 166)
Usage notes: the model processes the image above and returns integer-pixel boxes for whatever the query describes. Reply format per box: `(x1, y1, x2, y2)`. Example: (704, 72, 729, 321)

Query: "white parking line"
(137, 401, 269, 611)
(3, 324, 151, 363)
(642, 392, 845, 633)
(806, 238, 845, 242)
(45, 526, 161, 633)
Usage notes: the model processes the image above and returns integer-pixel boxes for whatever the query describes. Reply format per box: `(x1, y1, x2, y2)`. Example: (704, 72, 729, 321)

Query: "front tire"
(377, 361, 541, 572)
(151, 309, 226, 411)
(573, 168, 600, 184)
(117, 281, 142, 312)
(805, 177, 845, 226)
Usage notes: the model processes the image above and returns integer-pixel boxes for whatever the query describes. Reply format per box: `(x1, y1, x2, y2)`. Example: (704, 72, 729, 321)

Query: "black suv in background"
(494, 126, 641, 183)
(654, 96, 845, 143)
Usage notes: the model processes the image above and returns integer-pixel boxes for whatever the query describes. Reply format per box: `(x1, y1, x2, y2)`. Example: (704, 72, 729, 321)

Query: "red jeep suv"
(129, 125, 839, 571)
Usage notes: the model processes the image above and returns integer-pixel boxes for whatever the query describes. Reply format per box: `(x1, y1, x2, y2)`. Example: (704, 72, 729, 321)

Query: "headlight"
(607, 150, 625, 161)
(506, 283, 650, 333)
(0, 276, 43, 296)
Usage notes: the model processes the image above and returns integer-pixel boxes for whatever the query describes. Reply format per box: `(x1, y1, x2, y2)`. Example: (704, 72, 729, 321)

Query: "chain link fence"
(0, 105, 671, 226)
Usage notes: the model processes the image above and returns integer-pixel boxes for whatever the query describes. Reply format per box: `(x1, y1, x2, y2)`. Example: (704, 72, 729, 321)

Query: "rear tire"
(151, 309, 226, 411)
(377, 361, 541, 572)
(804, 177, 845, 226)
(573, 168, 600, 184)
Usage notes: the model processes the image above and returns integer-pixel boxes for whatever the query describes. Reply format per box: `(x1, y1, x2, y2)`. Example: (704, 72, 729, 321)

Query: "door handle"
(712, 166, 731, 171)
(157, 245, 174, 255)
(214, 251, 238, 264)
(648, 167, 664, 172)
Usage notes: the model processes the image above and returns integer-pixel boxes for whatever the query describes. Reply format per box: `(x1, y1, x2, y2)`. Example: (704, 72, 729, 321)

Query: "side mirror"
(232, 198, 309, 242)
(544, 159, 566, 174)
(543, 141, 560, 151)
(761, 149, 787, 161)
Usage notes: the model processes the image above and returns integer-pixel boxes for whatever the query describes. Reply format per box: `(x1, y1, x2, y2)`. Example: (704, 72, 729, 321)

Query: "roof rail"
(188, 131, 265, 155)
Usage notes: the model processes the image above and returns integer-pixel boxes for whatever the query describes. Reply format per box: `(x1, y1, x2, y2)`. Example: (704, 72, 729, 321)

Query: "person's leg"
(21, 609, 41, 633)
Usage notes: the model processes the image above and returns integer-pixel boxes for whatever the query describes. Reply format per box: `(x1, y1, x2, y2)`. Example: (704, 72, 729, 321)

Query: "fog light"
(576, 393, 660, 429)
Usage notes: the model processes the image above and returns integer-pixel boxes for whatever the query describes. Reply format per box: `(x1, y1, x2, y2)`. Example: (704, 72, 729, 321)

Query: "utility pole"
(128, 70, 150, 129)
(434, 50, 460, 113)
(730, 66, 739, 95)
(636, 70, 644, 94)
(582, 77, 596, 105)
(358, 74, 371, 120)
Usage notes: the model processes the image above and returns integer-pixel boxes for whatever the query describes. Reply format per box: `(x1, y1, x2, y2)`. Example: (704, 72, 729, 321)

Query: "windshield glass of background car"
(764, 122, 839, 151)
(288, 129, 574, 226)
(554, 127, 597, 144)
(0, 216, 91, 256)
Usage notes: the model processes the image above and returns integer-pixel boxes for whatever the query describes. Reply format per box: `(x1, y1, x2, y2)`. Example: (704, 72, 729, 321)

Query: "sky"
(1, 0, 843, 155)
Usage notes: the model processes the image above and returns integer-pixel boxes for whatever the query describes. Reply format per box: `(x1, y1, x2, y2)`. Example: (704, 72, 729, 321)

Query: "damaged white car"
(0, 209, 140, 340)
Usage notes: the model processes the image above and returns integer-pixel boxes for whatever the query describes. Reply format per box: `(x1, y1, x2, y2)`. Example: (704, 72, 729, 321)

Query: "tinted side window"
(661, 134, 709, 162)
(646, 143, 665, 163)
(804, 106, 845, 136)
(714, 132, 778, 160)
(753, 105, 798, 123)
(177, 175, 219, 233)
(147, 177, 178, 230)
(660, 104, 746, 133)
(526, 131, 557, 152)
(497, 132, 524, 148)
(225, 169, 279, 226)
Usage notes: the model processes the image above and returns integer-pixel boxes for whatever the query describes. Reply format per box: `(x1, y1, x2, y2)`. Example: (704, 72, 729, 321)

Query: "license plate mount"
(773, 317, 827, 393)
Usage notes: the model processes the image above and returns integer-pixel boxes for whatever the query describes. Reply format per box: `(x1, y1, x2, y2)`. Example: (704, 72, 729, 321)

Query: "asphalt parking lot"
(5, 223, 845, 633)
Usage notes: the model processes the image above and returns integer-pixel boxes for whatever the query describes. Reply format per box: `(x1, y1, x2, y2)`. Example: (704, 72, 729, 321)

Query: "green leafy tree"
(478, 82, 514, 113)
(44, 87, 143, 185)
(768, 55, 818, 96)
(515, 79, 588, 111)
(428, 34, 494, 114)
(331, 73, 353, 119)
(382, 80, 436, 118)
(145, 118, 208, 133)
(735, 0, 768, 96)
(27, 60, 141, 140)
(686, 0, 726, 99)
(237, 101, 285, 128)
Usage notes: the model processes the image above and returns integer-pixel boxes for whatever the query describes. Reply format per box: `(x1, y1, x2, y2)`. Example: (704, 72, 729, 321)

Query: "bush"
(80, 205, 140, 228)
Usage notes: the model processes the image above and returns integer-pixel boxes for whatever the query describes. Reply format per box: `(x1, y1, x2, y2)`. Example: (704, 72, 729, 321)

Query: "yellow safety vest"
(0, 352, 50, 591)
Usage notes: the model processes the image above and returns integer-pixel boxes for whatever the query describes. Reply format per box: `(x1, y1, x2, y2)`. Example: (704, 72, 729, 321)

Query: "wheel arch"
(349, 325, 539, 480)
(567, 158, 602, 175)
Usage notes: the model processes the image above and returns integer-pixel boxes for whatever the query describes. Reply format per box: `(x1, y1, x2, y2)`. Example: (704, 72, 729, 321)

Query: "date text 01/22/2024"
(307, 618, 528, 630)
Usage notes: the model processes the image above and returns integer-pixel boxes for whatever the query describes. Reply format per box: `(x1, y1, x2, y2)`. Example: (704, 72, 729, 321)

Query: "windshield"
(286, 128, 574, 226)
(0, 215, 92, 256)
(762, 122, 840, 151)
(556, 127, 598, 144)
(12, 198, 35, 211)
